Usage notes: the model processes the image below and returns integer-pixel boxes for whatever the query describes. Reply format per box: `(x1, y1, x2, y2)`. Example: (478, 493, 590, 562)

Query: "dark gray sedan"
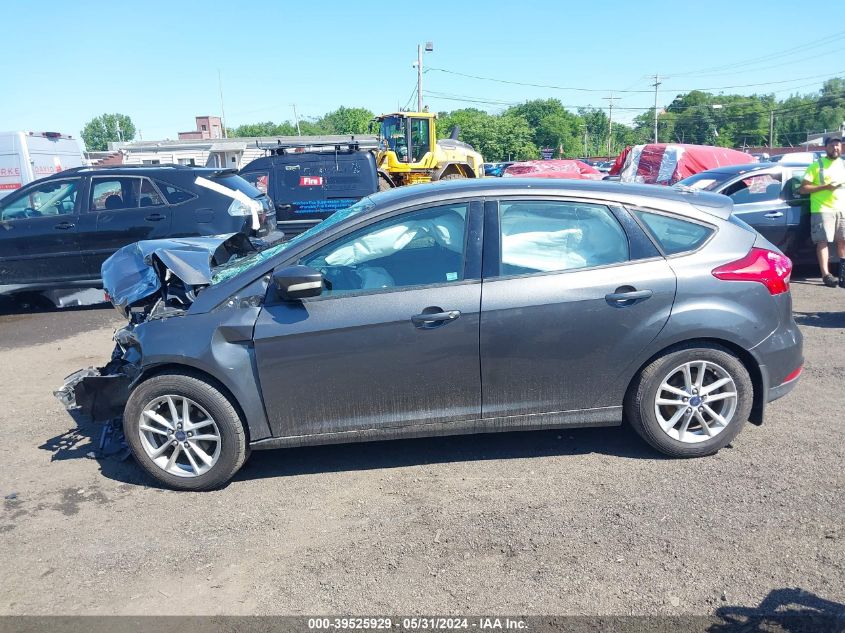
(57, 179, 803, 490)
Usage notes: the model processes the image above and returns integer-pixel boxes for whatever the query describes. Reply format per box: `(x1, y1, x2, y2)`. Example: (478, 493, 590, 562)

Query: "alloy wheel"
(138, 395, 222, 477)
(653, 360, 738, 444)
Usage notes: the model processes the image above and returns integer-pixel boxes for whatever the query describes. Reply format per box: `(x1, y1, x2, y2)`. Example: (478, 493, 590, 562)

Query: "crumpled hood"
(102, 233, 256, 315)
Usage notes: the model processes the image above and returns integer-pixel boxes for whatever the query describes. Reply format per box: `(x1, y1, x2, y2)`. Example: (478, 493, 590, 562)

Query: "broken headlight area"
(54, 323, 142, 421)
(102, 233, 256, 322)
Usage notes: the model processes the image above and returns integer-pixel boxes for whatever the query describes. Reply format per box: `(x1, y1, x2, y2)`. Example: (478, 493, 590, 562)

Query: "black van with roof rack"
(239, 139, 378, 239)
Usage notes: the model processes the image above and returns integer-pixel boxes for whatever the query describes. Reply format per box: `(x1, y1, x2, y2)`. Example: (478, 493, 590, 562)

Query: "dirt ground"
(0, 272, 842, 617)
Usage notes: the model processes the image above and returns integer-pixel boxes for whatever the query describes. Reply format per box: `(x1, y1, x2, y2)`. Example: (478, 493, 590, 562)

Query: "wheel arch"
(433, 162, 476, 180)
(623, 337, 765, 426)
(134, 363, 254, 442)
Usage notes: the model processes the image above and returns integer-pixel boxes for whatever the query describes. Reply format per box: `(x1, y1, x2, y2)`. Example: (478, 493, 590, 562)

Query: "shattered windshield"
(211, 197, 376, 285)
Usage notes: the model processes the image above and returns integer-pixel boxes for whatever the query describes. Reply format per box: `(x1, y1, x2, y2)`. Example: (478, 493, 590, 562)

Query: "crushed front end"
(54, 233, 256, 421)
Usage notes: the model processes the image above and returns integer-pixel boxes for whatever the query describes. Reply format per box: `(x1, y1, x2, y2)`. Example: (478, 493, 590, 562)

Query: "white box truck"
(0, 131, 85, 200)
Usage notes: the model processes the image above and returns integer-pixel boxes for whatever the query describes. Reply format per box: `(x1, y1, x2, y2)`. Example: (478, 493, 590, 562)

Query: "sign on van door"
(0, 155, 23, 192)
(31, 155, 64, 179)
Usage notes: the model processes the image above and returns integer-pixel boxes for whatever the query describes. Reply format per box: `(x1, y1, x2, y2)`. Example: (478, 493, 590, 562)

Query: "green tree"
(318, 107, 375, 134)
(231, 121, 297, 137)
(81, 113, 136, 151)
(492, 114, 537, 160)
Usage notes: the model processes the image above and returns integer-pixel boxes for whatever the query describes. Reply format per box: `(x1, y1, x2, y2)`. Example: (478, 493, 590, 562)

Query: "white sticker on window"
(446, 272, 458, 281)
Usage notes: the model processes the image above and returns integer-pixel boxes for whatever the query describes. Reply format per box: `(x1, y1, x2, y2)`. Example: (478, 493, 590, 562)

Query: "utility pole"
(769, 110, 775, 148)
(651, 73, 661, 143)
(115, 119, 123, 143)
(292, 104, 302, 136)
(218, 69, 228, 138)
(583, 126, 588, 158)
(415, 42, 433, 112)
(602, 94, 618, 155)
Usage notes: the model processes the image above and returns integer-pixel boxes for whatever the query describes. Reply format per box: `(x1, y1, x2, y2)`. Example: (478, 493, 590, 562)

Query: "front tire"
(625, 344, 753, 458)
(124, 371, 248, 491)
(439, 173, 465, 181)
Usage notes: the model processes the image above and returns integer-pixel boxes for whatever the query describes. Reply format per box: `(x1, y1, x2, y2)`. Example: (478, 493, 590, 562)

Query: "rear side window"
(155, 181, 197, 205)
(634, 210, 713, 255)
(499, 201, 629, 275)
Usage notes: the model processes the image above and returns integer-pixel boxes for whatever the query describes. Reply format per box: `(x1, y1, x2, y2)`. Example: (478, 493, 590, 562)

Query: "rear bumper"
(750, 306, 803, 421)
(767, 369, 801, 403)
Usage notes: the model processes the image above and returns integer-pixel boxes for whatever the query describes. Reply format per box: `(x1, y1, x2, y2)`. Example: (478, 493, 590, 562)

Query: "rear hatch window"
(272, 152, 377, 220)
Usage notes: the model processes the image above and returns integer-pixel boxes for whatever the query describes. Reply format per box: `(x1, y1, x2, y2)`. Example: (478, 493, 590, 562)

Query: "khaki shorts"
(810, 210, 845, 243)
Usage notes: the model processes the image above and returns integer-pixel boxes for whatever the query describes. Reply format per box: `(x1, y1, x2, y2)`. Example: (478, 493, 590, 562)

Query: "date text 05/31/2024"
(307, 618, 528, 630)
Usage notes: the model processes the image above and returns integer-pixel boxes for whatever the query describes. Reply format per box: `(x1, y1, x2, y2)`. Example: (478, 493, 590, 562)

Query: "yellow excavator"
(374, 111, 484, 190)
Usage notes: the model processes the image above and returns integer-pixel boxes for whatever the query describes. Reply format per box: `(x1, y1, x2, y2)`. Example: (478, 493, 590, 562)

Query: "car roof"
(48, 165, 234, 178)
(686, 162, 810, 180)
(369, 177, 734, 219)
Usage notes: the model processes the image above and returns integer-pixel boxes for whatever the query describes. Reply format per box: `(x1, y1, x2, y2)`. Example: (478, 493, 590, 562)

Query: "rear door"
(78, 176, 173, 276)
(0, 178, 86, 285)
(479, 198, 676, 418)
(718, 170, 789, 248)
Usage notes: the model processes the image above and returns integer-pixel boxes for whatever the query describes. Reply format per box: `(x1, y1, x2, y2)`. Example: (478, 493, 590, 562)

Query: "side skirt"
(249, 406, 623, 450)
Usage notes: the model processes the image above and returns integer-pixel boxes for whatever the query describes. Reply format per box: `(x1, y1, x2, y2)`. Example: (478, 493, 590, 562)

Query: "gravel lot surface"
(0, 271, 842, 617)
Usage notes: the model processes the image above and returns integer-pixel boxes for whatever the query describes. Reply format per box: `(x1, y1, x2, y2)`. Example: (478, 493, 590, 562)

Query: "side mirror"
(273, 265, 323, 301)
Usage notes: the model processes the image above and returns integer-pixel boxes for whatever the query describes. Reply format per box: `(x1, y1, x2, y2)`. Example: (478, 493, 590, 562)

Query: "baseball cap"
(823, 134, 842, 145)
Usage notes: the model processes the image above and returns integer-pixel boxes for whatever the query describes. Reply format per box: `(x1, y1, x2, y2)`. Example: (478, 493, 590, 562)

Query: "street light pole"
(417, 45, 423, 112)
(415, 42, 433, 112)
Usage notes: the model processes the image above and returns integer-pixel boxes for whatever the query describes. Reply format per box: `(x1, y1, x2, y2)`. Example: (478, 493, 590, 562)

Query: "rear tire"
(124, 371, 248, 491)
(439, 173, 465, 181)
(378, 176, 393, 192)
(625, 344, 753, 458)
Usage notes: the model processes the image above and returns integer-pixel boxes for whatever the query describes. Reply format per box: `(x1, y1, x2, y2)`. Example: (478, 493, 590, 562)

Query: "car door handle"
(764, 211, 784, 218)
(411, 310, 461, 328)
(605, 288, 653, 306)
(145, 213, 166, 221)
(53, 221, 75, 230)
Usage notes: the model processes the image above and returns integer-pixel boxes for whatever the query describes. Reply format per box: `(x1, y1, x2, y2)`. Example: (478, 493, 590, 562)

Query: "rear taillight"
(712, 247, 792, 295)
(782, 365, 802, 383)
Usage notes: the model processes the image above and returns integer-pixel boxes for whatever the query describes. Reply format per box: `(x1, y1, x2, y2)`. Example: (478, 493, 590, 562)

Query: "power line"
(427, 66, 845, 95)
(664, 31, 845, 78)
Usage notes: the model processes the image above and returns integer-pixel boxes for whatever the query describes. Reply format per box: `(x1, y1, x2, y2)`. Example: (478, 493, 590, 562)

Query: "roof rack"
(61, 164, 211, 174)
(254, 136, 377, 154)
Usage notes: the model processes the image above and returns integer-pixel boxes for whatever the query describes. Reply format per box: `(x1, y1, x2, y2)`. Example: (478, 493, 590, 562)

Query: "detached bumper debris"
(54, 364, 132, 421)
(99, 417, 131, 461)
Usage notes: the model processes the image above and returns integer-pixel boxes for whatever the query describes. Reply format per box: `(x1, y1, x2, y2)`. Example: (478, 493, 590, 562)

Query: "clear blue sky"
(6, 1, 844, 148)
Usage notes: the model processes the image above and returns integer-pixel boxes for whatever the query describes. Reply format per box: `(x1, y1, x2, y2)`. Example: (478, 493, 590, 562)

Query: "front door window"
(300, 204, 469, 295)
(0, 179, 78, 221)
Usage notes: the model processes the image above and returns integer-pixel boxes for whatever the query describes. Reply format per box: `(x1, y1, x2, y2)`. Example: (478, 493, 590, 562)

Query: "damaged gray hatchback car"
(57, 179, 802, 490)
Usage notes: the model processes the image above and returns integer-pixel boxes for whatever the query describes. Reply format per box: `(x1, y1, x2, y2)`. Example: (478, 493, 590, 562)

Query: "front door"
(480, 199, 677, 417)
(0, 178, 87, 285)
(253, 201, 483, 438)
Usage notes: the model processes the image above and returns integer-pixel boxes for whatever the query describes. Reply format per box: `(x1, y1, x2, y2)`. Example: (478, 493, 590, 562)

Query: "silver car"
(57, 179, 803, 490)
